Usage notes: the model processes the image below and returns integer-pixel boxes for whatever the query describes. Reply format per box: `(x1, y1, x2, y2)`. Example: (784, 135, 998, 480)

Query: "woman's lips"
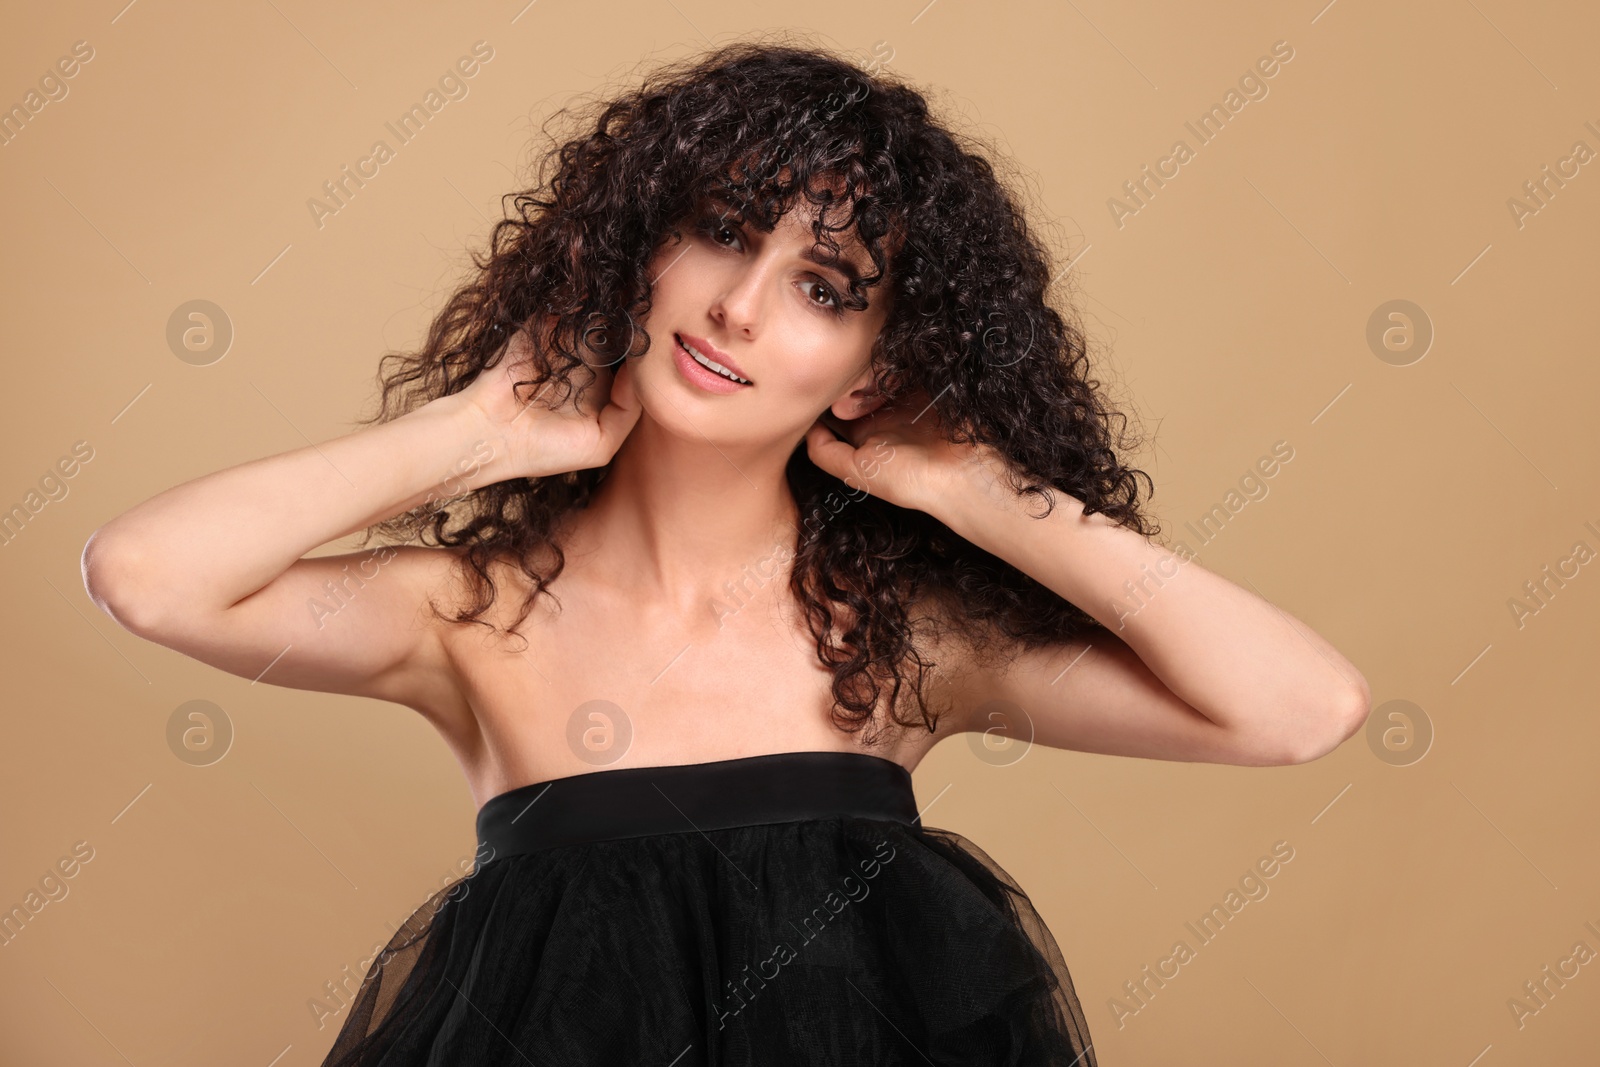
(677, 332, 751, 381)
(672, 334, 752, 394)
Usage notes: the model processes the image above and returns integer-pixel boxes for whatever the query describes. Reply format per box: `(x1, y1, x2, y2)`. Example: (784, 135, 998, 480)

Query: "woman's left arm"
(806, 402, 1372, 766)
(933, 452, 1371, 763)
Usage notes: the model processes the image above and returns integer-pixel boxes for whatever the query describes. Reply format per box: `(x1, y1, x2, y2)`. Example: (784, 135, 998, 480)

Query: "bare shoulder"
(423, 541, 565, 668)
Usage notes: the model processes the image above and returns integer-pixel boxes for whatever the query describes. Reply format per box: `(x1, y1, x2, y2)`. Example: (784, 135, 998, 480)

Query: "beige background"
(3, 1, 1597, 1063)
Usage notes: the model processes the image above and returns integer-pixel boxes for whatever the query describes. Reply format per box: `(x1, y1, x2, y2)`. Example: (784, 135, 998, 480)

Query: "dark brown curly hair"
(356, 33, 1160, 746)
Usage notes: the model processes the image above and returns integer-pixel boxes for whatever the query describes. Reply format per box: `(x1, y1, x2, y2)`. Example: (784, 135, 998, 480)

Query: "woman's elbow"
(81, 527, 170, 637)
(1280, 678, 1373, 766)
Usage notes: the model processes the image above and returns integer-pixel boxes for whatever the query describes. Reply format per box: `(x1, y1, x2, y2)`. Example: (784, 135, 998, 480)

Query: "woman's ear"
(831, 374, 887, 420)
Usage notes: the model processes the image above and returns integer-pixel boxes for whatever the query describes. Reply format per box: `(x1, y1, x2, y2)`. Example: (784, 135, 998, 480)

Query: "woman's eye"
(699, 216, 740, 247)
(805, 279, 841, 310)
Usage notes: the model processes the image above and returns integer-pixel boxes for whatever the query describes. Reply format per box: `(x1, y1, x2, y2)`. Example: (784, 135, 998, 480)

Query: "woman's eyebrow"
(800, 243, 870, 285)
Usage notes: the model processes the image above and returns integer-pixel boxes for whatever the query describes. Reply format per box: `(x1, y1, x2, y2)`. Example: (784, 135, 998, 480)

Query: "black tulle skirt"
(318, 750, 1097, 1066)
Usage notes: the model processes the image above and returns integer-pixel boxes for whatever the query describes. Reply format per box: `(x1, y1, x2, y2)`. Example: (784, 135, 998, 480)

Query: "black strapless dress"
(318, 750, 1097, 1066)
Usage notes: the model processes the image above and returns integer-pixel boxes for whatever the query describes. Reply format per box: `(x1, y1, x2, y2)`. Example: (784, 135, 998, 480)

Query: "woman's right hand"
(450, 320, 643, 485)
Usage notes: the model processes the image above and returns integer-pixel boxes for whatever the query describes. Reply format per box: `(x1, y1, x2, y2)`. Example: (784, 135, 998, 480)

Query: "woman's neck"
(570, 413, 802, 612)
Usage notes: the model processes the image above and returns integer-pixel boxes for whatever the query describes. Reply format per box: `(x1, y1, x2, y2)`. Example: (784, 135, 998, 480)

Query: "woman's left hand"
(802, 387, 997, 515)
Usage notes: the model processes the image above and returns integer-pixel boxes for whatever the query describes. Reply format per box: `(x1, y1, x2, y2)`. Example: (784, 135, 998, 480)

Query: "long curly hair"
(356, 34, 1159, 746)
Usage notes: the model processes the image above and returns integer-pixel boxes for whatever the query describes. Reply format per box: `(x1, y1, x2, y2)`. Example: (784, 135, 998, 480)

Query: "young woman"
(83, 39, 1368, 1066)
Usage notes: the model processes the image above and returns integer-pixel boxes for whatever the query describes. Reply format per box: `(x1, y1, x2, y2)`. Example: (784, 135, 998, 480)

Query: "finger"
(597, 362, 643, 445)
(609, 357, 640, 412)
(596, 398, 643, 454)
(605, 372, 642, 419)
(804, 420, 860, 483)
(817, 408, 866, 448)
(826, 400, 905, 445)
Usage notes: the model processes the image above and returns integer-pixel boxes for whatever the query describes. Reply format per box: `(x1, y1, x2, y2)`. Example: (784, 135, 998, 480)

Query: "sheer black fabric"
(319, 751, 1097, 1066)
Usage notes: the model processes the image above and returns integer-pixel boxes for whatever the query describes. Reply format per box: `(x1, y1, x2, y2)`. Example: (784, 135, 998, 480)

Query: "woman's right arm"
(80, 328, 640, 724)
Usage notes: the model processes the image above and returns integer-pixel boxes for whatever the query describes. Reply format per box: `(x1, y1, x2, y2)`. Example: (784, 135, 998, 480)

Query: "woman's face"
(633, 195, 891, 450)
